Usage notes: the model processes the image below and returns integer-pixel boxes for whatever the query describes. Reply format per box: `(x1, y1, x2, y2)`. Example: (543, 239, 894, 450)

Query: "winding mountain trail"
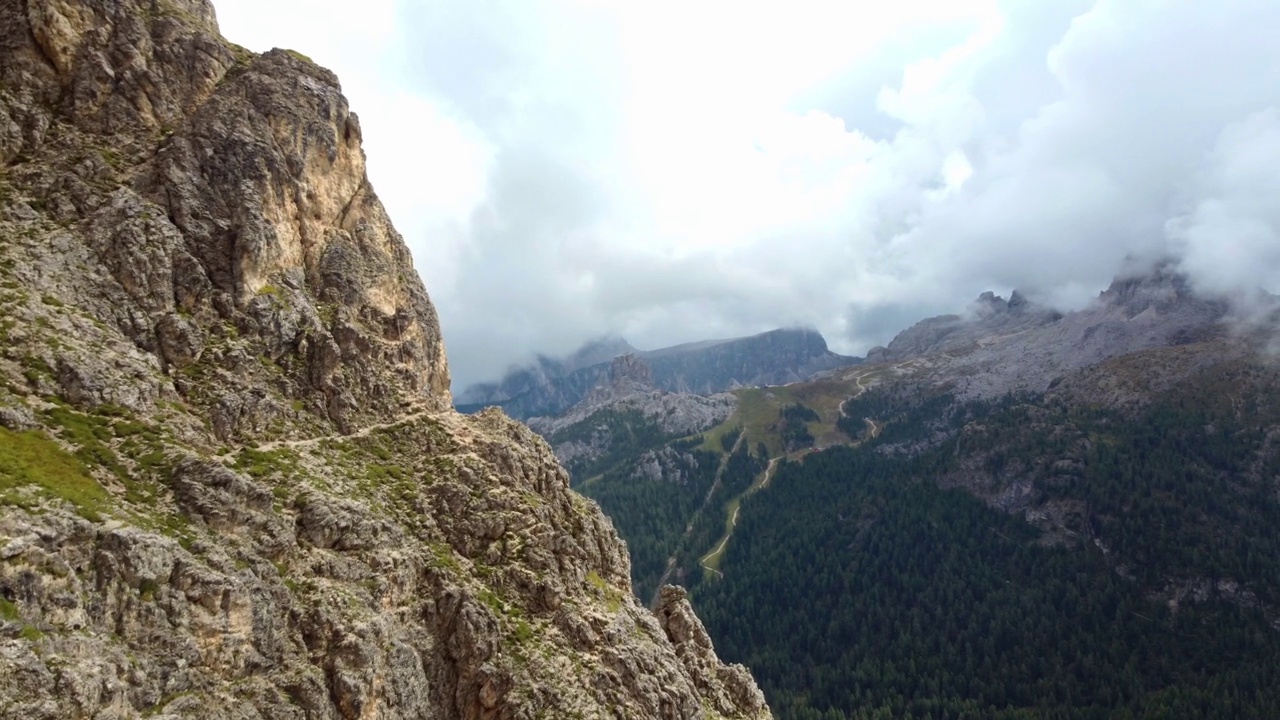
(699, 368, 887, 580)
(217, 406, 440, 464)
(865, 417, 881, 438)
(838, 370, 872, 419)
(759, 456, 782, 489)
(839, 369, 884, 441)
(698, 454, 784, 576)
(649, 431, 746, 605)
(265, 411, 434, 451)
(699, 506, 740, 580)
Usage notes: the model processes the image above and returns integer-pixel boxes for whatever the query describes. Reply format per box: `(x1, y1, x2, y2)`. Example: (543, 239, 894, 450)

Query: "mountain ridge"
(863, 264, 1237, 398)
(457, 327, 858, 419)
(524, 264, 1280, 717)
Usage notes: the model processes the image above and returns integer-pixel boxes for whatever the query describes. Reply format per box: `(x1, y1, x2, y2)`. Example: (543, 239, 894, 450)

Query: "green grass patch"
(585, 570, 623, 612)
(697, 372, 877, 455)
(317, 303, 338, 326)
(145, 0, 200, 24)
(477, 587, 505, 614)
(98, 147, 123, 170)
(233, 447, 302, 481)
(586, 570, 607, 592)
(696, 387, 794, 455)
(21, 355, 53, 386)
(44, 406, 128, 481)
(112, 420, 151, 438)
(430, 543, 462, 574)
(127, 507, 195, 550)
(0, 427, 110, 521)
(0, 597, 18, 620)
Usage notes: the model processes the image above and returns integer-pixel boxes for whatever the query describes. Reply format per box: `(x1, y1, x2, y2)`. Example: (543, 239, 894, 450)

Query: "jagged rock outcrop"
(0, 1, 771, 717)
(609, 352, 653, 389)
(864, 290, 1062, 364)
(865, 265, 1231, 398)
(459, 328, 857, 420)
(629, 447, 707, 486)
(527, 355, 736, 473)
(656, 587, 770, 718)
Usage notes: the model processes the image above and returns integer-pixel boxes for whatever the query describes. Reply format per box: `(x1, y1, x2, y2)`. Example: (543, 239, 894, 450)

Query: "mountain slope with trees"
(519, 265, 1280, 718)
(693, 337, 1280, 719)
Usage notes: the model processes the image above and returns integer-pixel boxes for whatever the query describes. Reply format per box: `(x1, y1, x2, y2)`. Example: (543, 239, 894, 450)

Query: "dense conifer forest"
(577, 430, 769, 599)
(550, 355, 1280, 717)
(696, 379, 1280, 712)
(690, 378, 1280, 719)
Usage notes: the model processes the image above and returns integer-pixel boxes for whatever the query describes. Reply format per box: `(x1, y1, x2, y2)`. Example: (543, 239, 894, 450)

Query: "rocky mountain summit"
(864, 290, 1063, 364)
(0, 1, 770, 718)
(867, 265, 1234, 398)
(458, 328, 857, 420)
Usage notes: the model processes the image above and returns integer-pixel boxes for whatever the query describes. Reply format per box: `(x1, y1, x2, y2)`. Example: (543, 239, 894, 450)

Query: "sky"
(214, 0, 1280, 389)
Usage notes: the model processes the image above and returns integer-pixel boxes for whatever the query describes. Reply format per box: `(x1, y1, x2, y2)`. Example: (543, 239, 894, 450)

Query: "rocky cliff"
(0, 1, 770, 717)
(459, 329, 856, 420)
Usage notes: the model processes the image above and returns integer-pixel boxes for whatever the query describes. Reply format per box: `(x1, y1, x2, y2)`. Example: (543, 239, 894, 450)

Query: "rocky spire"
(609, 352, 654, 388)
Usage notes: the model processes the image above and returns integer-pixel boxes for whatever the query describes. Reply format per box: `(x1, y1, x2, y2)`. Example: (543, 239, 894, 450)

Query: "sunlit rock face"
(0, 1, 772, 717)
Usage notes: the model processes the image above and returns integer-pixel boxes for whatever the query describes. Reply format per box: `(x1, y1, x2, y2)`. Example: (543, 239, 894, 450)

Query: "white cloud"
(1170, 108, 1280, 297)
(212, 0, 1280, 388)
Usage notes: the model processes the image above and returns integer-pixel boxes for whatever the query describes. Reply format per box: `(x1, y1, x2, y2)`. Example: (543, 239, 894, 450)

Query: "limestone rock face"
(657, 587, 770, 719)
(0, 1, 770, 718)
(2, 0, 450, 443)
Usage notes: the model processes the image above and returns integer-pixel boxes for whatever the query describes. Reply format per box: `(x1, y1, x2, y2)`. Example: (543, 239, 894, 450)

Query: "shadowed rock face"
(0, 1, 771, 717)
(459, 328, 858, 419)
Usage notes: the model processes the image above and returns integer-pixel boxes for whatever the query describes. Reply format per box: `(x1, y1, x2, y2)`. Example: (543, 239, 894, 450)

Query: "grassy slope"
(693, 367, 897, 572)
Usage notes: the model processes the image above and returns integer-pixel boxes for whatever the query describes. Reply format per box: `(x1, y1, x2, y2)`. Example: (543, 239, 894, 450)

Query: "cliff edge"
(0, 1, 770, 717)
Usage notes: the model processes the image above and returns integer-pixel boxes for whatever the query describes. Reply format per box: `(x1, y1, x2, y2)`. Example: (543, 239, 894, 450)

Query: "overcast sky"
(214, 0, 1280, 389)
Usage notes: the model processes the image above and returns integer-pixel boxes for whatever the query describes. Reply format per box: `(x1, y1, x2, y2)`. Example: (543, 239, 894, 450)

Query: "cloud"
(1169, 109, 1280, 297)
(214, 0, 1280, 389)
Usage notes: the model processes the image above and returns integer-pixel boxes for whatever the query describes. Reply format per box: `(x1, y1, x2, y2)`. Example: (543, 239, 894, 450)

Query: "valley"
(4, 1, 1277, 719)
(506, 276, 1280, 719)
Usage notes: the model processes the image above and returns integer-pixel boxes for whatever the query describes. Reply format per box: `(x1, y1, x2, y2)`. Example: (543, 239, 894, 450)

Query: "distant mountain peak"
(866, 265, 1235, 397)
(458, 328, 859, 418)
(562, 335, 637, 373)
(1097, 263, 1206, 318)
